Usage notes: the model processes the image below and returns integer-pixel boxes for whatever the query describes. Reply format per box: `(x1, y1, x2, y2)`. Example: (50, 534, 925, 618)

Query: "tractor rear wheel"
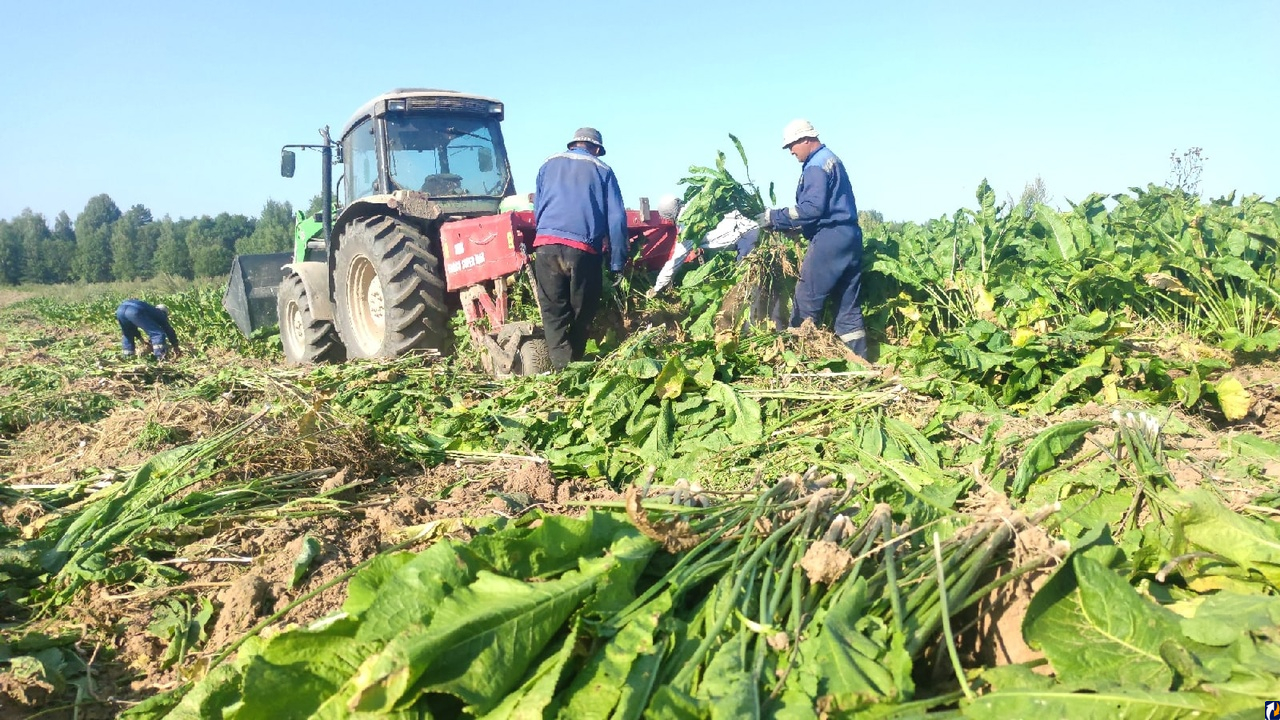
(333, 216, 450, 359)
(278, 273, 345, 365)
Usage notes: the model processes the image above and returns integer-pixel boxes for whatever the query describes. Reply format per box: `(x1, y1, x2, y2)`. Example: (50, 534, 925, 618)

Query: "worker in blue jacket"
(757, 119, 868, 359)
(532, 127, 629, 369)
(116, 299, 180, 360)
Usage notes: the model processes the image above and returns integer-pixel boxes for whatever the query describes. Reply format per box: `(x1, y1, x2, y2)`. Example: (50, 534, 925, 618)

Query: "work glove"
(754, 210, 774, 229)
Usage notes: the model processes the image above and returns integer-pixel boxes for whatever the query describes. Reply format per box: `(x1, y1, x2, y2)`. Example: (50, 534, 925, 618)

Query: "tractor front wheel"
(333, 216, 451, 359)
(279, 273, 345, 365)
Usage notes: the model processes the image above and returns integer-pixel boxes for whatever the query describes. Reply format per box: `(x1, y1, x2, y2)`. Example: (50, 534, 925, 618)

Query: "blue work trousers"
(790, 225, 868, 358)
(117, 300, 171, 358)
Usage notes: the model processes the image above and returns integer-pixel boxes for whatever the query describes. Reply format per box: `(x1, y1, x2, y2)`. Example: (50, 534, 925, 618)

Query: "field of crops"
(2, 153, 1280, 719)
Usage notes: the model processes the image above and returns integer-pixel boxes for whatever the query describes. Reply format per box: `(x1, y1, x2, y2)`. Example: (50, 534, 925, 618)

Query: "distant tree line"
(0, 194, 319, 286)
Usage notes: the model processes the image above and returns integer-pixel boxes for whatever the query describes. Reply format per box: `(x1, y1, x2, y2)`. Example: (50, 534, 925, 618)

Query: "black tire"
(513, 338, 552, 376)
(332, 216, 450, 359)
(278, 273, 345, 365)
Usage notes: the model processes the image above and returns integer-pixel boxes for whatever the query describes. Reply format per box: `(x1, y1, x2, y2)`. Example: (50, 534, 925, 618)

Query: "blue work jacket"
(769, 144, 859, 239)
(534, 147, 629, 271)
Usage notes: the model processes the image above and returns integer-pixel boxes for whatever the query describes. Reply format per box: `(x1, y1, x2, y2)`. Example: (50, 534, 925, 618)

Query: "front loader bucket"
(223, 252, 292, 338)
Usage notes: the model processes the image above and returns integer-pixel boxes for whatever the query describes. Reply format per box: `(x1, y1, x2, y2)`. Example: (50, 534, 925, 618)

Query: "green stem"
(882, 519, 905, 637)
(672, 513, 805, 689)
(934, 532, 974, 700)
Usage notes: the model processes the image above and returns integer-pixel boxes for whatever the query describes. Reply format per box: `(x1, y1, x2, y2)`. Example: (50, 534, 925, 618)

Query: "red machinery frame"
(439, 206, 677, 374)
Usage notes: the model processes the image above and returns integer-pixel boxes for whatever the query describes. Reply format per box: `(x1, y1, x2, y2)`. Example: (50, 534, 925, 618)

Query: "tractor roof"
(340, 89, 505, 139)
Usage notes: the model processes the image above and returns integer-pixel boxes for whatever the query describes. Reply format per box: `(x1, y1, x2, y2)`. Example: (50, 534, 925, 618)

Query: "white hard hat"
(657, 194, 683, 220)
(781, 119, 819, 148)
(155, 303, 169, 315)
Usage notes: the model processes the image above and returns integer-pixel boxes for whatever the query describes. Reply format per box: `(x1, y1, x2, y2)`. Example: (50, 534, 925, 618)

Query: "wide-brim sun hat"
(568, 127, 605, 156)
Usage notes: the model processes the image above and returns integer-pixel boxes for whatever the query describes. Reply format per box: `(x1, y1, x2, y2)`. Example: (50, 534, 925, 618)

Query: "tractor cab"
(226, 90, 516, 360)
(338, 90, 513, 216)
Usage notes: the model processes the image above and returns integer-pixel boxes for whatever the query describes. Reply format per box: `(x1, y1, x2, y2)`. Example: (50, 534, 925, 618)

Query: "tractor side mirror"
(281, 150, 296, 178)
(334, 145, 343, 163)
(478, 148, 494, 173)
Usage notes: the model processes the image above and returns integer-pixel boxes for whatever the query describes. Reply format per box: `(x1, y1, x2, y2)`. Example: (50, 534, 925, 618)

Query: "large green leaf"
(654, 355, 692, 400)
(354, 542, 486, 643)
(348, 532, 653, 714)
(1223, 433, 1280, 461)
(589, 376, 643, 436)
(811, 579, 897, 698)
(160, 652, 255, 720)
(1023, 554, 1183, 690)
(1035, 204, 1080, 263)
(1169, 488, 1280, 587)
(707, 381, 763, 444)
(164, 542, 487, 718)
(1029, 365, 1103, 415)
(466, 512, 631, 580)
(1179, 592, 1280, 647)
(556, 593, 672, 718)
(480, 619, 580, 720)
(883, 416, 941, 469)
(962, 687, 1248, 719)
(343, 551, 416, 616)
(233, 629, 370, 720)
(1011, 420, 1098, 498)
(695, 640, 759, 718)
(610, 623, 670, 720)
(640, 399, 676, 465)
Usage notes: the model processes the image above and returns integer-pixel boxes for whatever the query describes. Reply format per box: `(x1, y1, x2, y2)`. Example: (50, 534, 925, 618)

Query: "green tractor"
(223, 89, 514, 364)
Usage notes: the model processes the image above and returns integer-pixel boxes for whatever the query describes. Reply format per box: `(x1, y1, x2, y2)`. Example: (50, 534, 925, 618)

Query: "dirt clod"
(801, 540, 854, 585)
(208, 575, 271, 649)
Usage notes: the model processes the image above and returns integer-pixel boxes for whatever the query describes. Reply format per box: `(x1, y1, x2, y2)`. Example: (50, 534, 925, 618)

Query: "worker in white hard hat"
(531, 127, 629, 369)
(116, 299, 180, 360)
(756, 119, 868, 358)
(650, 194, 761, 294)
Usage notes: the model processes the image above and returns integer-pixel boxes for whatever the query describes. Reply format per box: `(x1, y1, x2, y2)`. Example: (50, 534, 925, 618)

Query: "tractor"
(223, 88, 677, 375)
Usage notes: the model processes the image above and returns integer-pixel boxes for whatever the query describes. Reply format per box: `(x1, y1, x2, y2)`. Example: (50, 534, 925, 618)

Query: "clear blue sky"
(2, 0, 1276, 225)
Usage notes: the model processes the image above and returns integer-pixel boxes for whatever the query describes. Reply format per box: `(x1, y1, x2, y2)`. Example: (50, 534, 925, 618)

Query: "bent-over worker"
(650, 194, 761, 294)
(116, 299, 180, 360)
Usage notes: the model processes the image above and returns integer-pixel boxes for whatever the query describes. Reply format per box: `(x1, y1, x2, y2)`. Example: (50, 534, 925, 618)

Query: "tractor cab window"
(344, 119, 378, 202)
(384, 113, 509, 197)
